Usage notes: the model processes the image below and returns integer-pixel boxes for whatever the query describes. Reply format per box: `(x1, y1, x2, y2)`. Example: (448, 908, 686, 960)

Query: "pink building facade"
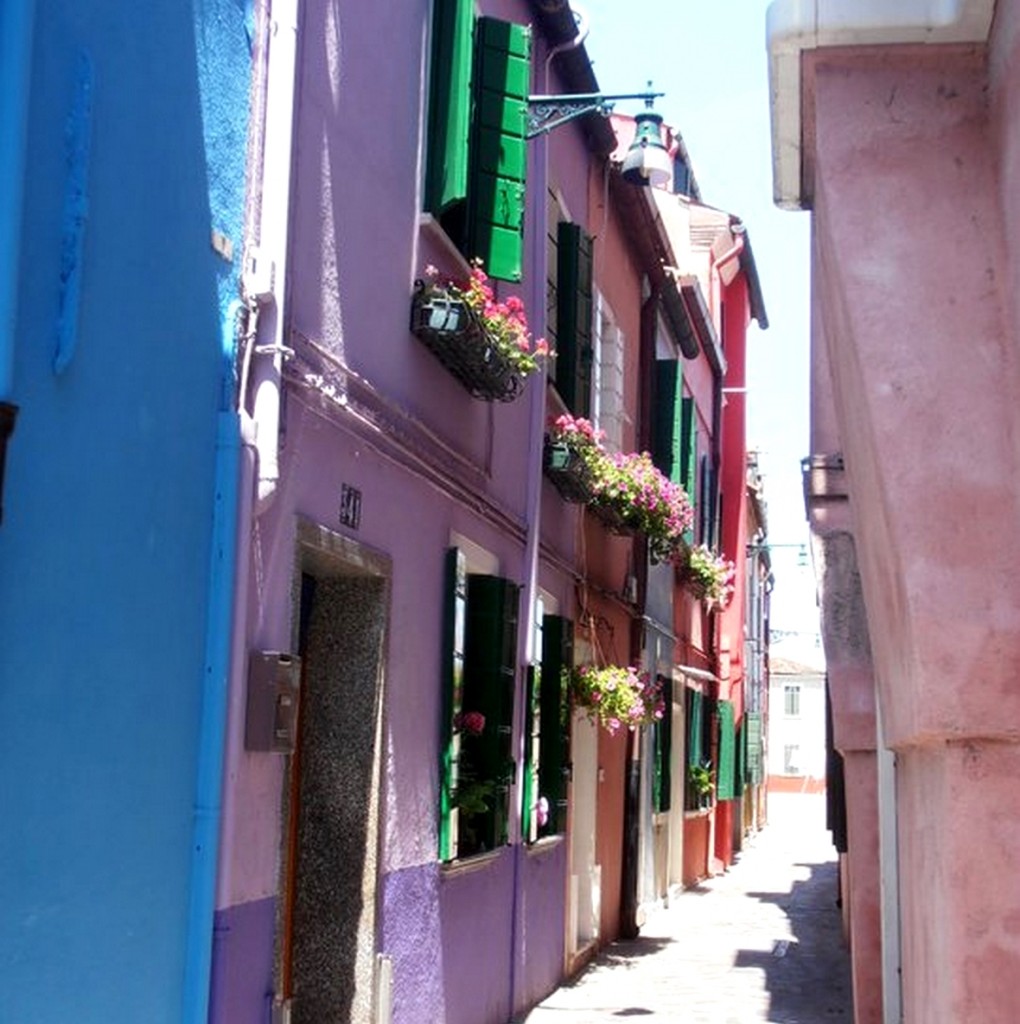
(769, 1, 1020, 1021)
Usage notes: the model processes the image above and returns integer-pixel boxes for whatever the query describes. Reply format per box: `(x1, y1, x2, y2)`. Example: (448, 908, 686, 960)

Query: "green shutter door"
(539, 614, 573, 835)
(556, 222, 593, 416)
(440, 548, 468, 860)
(716, 700, 736, 800)
(467, 18, 530, 281)
(426, 0, 474, 216)
(463, 574, 520, 850)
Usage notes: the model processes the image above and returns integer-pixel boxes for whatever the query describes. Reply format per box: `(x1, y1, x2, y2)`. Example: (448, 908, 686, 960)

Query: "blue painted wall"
(0, 0, 250, 1020)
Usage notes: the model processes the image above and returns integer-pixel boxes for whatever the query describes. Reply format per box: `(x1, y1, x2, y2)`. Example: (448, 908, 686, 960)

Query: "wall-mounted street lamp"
(526, 87, 672, 187)
(748, 541, 809, 568)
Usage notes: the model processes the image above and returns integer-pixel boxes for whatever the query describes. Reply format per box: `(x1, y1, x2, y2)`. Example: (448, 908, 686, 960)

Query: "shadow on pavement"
(735, 858, 853, 1022)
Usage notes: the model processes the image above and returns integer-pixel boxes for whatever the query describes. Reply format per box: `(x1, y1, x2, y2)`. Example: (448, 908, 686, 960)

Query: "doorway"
(278, 525, 389, 1024)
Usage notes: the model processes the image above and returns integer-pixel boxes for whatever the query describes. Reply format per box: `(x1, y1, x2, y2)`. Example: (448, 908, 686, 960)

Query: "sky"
(578, 0, 822, 655)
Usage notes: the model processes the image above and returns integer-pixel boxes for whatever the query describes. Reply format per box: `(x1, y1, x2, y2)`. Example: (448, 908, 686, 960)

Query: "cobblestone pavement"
(521, 794, 853, 1024)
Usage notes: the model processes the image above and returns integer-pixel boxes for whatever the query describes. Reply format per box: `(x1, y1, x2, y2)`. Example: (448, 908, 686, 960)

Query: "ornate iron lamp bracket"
(526, 90, 664, 140)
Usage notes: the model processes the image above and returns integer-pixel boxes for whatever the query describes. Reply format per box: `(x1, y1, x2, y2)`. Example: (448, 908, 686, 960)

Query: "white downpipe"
(766, 0, 994, 210)
(251, 0, 300, 515)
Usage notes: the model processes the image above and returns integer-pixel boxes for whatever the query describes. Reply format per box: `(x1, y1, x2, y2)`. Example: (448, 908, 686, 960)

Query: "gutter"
(0, 0, 36, 523)
(766, 0, 994, 210)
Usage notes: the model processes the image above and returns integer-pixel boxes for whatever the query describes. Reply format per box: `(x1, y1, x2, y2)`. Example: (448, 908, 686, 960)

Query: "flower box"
(411, 285, 523, 402)
(543, 438, 597, 503)
(590, 498, 637, 536)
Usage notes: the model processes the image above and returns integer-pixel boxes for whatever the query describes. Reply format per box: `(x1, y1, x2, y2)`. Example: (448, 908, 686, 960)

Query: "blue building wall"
(0, 0, 250, 1020)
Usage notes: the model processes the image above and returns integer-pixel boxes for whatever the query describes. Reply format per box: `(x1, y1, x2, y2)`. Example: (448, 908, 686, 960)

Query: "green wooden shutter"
(716, 700, 736, 800)
(556, 222, 593, 416)
(653, 361, 682, 482)
(539, 614, 573, 835)
(467, 18, 530, 281)
(652, 675, 672, 813)
(440, 548, 468, 861)
(462, 574, 520, 852)
(686, 688, 703, 767)
(734, 719, 745, 798)
(746, 711, 763, 785)
(426, 0, 474, 217)
(523, 665, 539, 841)
(680, 397, 697, 541)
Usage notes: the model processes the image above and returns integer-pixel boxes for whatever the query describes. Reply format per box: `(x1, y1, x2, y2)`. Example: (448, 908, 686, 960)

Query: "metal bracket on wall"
(54, 51, 94, 376)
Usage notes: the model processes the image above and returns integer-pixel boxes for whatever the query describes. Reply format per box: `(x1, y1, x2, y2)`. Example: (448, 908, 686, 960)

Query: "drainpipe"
(0, 0, 36, 523)
(251, 0, 300, 516)
(181, 300, 244, 1024)
(509, 9, 589, 1014)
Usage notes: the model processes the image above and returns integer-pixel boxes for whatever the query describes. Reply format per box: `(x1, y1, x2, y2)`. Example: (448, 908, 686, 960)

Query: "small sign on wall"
(340, 483, 362, 530)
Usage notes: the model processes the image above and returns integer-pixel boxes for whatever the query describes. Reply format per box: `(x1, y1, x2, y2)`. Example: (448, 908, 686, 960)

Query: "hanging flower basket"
(589, 498, 638, 535)
(410, 283, 523, 402)
(543, 438, 597, 503)
(570, 664, 665, 736)
(410, 262, 550, 403)
(677, 544, 736, 609)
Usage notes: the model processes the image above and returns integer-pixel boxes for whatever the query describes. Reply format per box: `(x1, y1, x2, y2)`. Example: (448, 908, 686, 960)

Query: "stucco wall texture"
(803, 12, 1020, 1020)
(0, 0, 250, 1020)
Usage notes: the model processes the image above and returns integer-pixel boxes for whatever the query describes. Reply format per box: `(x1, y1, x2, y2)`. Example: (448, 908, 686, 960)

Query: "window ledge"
(418, 214, 472, 279)
(652, 812, 670, 828)
(684, 807, 712, 820)
(526, 834, 565, 857)
(440, 847, 504, 879)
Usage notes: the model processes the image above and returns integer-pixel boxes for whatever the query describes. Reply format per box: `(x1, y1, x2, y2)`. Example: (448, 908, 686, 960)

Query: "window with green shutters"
(555, 222, 594, 416)
(439, 548, 520, 860)
(425, 5, 530, 281)
(652, 674, 673, 813)
(715, 700, 736, 801)
(524, 614, 573, 841)
(684, 687, 708, 811)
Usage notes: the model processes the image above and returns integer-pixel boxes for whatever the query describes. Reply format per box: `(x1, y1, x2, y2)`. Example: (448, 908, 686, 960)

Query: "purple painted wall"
(209, 897, 276, 1024)
(209, 0, 597, 1019)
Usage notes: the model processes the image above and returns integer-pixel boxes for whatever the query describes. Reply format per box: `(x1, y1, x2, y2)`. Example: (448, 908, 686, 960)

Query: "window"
(784, 683, 801, 718)
(784, 744, 800, 775)
(554, 221, 593, 415)
(425, 4, 531, 281)
(593, 291, 625, 453)
(684, 687, 708, 811)
(440, 547, 520, 860)
(523, 602, 573, 842)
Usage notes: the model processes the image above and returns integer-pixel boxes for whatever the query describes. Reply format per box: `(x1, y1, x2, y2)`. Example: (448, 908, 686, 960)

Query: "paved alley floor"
(521, 794, 852, 1024)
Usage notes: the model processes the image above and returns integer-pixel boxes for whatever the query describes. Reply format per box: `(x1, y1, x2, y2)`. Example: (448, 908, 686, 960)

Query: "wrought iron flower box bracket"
(410, 283, 523, 403)
(543, 439, 596, 504)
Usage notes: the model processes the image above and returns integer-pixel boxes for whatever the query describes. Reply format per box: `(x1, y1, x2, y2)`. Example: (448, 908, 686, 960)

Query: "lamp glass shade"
(621, 110, 672, 187)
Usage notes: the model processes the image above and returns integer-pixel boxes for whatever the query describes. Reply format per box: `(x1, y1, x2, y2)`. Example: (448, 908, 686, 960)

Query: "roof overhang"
(767, 0, 994, 210)
(608, 172, 699, 358)
(527, 0, 618, 155)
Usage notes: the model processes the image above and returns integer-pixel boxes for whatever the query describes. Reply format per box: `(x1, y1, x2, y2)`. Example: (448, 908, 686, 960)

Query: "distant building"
(767, 657, 825, 793)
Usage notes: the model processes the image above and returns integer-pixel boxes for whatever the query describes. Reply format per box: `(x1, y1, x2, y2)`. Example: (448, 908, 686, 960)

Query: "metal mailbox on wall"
(245, 651, 301, 753)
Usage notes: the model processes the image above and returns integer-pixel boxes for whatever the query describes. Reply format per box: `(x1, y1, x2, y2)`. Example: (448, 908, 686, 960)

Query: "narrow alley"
(522, 794, 852, 1023)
